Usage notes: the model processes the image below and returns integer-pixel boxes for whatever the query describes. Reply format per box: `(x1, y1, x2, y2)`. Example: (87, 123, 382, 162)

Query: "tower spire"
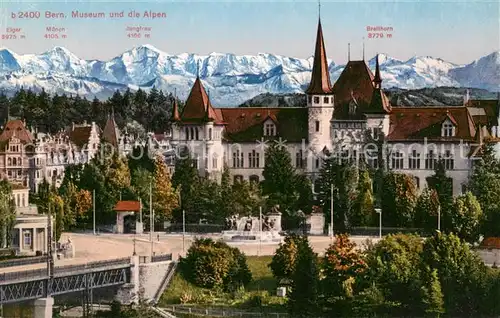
(318, 0, 321, 19)
(374, 53, 382, 88)
(362, 38, 365, 60)
(305, 18, 332, 95)
(348, 43, 350, 61)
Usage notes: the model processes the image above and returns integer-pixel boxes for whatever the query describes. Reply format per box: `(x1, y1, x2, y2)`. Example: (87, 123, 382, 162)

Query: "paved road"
(1, 233, 380, 274)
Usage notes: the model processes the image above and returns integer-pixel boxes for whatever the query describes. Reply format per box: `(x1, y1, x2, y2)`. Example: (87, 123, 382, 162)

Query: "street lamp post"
(375, 208, 382, 239)
(330, 184, 334, 242)
(133, 237, 136, 256)
(437, 205, 441, 232)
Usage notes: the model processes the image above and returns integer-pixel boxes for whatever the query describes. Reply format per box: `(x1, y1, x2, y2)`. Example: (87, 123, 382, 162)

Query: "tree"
(469, 142, 500, 236)
(426, 160, 454, 230)
(288, 236, 320, 317)
(128, 145, 155, 174)
(106, 153, 131, 192)
(60, 182, 92, 227)
(421, 232, 487, 316)
(322, 234, 367, 298)
(351, 170, 374, 226)
(261, 142, 307, 224)
(364, 233, 424, 314)
(230, 179, 263, 218)
(421, 268, 444, 317)
(49, 192, 65, 242)
(0, 181, 16, 248)
(269, 234, 300, 281)
(316, 157, 359, 232)
(152, 156, 179, 220)
(414, 188, 440, 233)
(381, 172, 418, 227)
(450, 192, 483, 243)
(131, 167, 153, 215)
(171, 148, 199, 222)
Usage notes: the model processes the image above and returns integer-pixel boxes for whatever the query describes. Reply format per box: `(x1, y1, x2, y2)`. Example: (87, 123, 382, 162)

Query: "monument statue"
(222, 209, 283, 243)
(244, 217, 253, 231)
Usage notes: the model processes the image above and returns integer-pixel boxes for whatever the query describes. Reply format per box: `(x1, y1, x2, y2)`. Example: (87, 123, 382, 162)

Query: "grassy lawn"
(159, 256, 286, 313)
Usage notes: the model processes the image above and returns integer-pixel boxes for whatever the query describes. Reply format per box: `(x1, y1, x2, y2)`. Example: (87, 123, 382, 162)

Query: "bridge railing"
(0, 256, 46, 268)
(0, 268, 47, 283)
(54, 257, 131, 274)
(151, 254, 172, 263)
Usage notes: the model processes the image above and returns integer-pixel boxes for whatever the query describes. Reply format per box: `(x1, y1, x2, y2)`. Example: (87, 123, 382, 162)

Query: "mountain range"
(0, 45, 498, 106)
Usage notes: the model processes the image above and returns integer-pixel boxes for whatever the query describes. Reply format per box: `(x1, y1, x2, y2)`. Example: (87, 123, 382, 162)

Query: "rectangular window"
(295, 150, 305, 168)
(315, 158, 320, 169)
(409, 150, 421, 169)
(323, 97, 329, 104)
(315, 121, 320, 132)
(444, 150, 454, 170)
(391, 151, 404, 169)
(264, 124, 276, 136)
(425, 150, 436, 170)
(314, 96, 320, 104)
(248, 150, 260, 168)
(233, 150, 244, 168)
(23, 231, 31, 247)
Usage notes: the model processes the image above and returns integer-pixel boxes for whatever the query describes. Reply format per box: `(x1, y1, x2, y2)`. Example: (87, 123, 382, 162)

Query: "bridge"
(0, 254, 173, 307)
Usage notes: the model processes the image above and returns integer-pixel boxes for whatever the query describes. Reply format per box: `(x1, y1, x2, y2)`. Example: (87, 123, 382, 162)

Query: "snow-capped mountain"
(450, 51, 500, 92)
(0, 45, 498, 106)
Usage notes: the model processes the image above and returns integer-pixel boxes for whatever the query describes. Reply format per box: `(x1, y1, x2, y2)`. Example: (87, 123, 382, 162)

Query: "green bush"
(180, 238, 252, 291)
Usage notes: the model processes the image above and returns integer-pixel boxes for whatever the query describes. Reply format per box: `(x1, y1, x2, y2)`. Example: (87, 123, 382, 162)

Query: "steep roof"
(114, 200, 140, 212)
(305, 19, 333, 95)
(387, 107, 476, 141)
(102, 115, 120, 148)
(333, 60, 376, 119)
(369, 88, 392, 114)
(170, 98, 181, 122)
(466, 99, 499, 128)
(0, 120, 33, 143)
(181, 77, 224, 124)
(68, 126, 93, 147)
(219, 107, 308, 142)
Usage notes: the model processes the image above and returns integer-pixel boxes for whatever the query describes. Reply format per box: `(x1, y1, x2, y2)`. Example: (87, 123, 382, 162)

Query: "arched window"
(233, 175, 244, 183)
(185, 127, 189, 140)
(12, 158, 16, 166)
(249, 175, 260, 184)
(208, 128, 213, 140)
(190, 127, 195, 140)
(8, 158, 11, 166)
(195, 128, 199, 140)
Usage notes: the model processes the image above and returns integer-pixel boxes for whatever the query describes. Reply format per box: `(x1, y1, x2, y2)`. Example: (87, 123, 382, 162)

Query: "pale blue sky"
(0, 0, 498, 64)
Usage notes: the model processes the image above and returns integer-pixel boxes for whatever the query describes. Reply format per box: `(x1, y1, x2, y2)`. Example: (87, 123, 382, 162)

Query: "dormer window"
(442, 120, 455, 137)
(349, 100, 357, 115)
(264, 123, 276, 136)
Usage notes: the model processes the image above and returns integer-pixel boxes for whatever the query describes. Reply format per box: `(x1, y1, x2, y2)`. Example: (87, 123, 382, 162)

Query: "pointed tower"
(373, 54, 382, 89)
(169, 96, 182, 141)
(102, 112, 121, 150)
(178, 76, 225, 179)
(367, 54, 391, 135)
(306, 17, 334, 173)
